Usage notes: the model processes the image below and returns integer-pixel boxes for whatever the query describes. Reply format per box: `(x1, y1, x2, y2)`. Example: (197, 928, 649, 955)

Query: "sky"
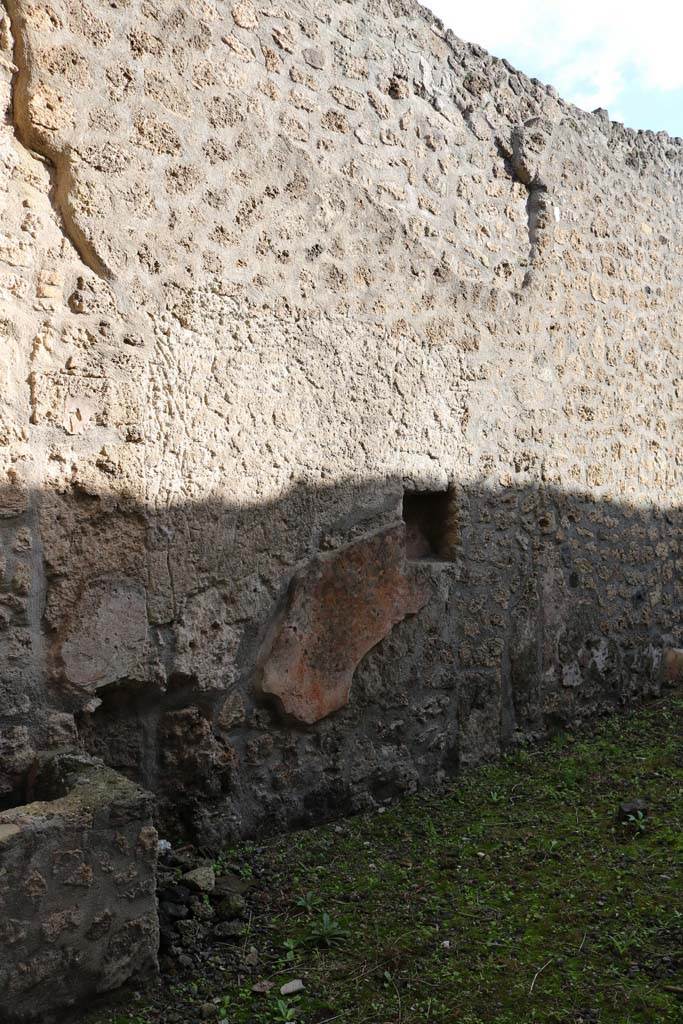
(426, 0, 683, 137)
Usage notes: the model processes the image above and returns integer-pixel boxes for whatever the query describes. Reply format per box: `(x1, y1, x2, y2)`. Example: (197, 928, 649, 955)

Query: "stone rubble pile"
(156, 845, 253, 970)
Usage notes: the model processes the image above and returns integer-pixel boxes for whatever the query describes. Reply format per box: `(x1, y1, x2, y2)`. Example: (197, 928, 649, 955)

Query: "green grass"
(92, 696, 682, 1024)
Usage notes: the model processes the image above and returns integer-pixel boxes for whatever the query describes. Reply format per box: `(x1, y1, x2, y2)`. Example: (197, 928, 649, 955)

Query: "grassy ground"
(97, 696, 682, 1024)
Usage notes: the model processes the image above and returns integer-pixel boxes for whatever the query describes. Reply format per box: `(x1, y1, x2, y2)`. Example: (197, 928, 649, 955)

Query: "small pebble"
(252, 979, 274, 995)
(244, 945, 259, 967)
(182, 866, 216, 893)
(280, 978, 305, 996)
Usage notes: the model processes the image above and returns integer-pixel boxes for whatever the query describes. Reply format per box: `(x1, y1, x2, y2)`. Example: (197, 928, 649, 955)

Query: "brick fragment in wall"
(259, 525, 432, 724)
(661, 648, 683, 685)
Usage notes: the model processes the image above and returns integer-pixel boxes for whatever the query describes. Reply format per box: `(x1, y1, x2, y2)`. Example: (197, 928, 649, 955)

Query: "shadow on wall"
(0, 475, 680, 845)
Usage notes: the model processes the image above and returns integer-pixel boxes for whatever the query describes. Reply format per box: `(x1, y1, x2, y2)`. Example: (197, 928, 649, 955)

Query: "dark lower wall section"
(37, 477, 677, 847)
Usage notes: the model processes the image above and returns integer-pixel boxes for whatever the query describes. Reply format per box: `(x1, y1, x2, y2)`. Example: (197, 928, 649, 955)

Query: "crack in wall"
(497, 122, 557, 289)
(523, 183, 551, 279)
(3, 0, 112, 281)
(510, 127, 554, 288)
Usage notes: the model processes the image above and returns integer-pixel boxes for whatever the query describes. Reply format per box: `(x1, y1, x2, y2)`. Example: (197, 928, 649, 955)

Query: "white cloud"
(426, 0, 683, 114)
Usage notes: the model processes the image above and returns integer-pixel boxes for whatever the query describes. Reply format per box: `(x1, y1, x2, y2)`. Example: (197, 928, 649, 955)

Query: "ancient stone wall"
(0, 0, 680, 847)
(0, 753, 158, 1021)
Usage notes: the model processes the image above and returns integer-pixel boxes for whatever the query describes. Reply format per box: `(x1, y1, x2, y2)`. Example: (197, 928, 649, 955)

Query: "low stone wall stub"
(0, 754, 159, 1022)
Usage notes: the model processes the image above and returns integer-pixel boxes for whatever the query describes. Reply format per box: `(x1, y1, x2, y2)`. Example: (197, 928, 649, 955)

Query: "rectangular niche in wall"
(402, 488, 457, 561)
